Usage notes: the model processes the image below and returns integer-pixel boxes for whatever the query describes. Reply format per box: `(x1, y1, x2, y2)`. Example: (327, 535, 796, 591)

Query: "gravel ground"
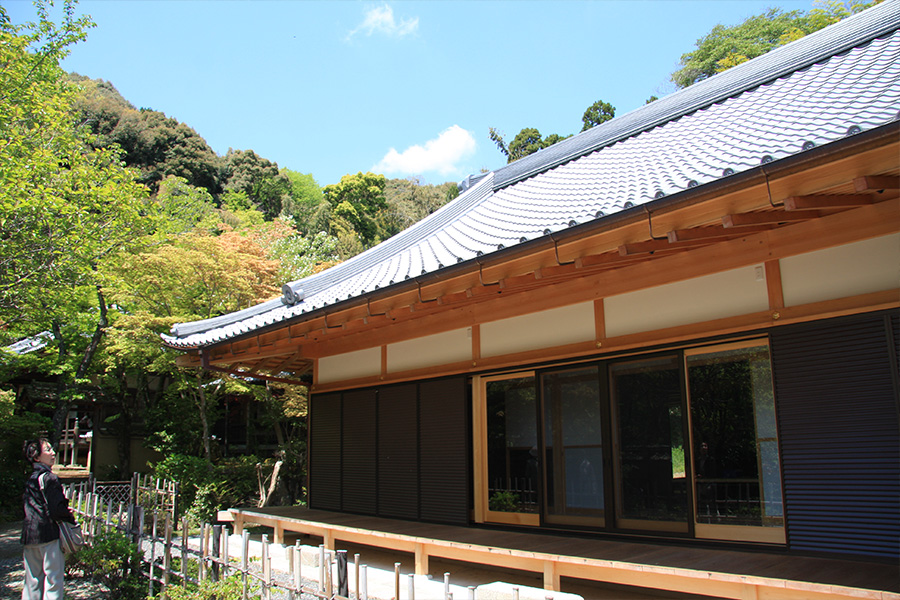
(0, 521, 109, 599)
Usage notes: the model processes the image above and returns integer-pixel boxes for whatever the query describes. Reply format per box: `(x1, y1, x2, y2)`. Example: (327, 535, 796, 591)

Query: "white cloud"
(374, 126, 477, 177)
(347, 4, 419, 39)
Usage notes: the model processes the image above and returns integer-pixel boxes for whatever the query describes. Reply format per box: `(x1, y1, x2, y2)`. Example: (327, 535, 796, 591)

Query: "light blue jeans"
(22, 540, 64, 600)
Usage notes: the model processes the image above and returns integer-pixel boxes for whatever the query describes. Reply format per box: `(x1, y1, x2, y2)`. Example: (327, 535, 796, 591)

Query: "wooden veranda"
(226, 506, 899, 600)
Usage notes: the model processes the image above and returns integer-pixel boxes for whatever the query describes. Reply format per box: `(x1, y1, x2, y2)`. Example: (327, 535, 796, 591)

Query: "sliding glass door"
(541, 366, 605, 526)
(476, 340, 784, 542)
(685, 341, 784, 543)
(610, 355, 689, 533)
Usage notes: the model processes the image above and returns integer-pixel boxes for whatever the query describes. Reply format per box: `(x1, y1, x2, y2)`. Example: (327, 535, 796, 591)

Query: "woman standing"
(21, 439, 75, 600)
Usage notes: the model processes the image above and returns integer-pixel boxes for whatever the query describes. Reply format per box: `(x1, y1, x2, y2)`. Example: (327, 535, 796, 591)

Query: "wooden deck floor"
(227, 506, 899, 600)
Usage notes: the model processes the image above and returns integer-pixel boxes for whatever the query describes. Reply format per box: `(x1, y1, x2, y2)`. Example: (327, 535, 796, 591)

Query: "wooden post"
(337, 549, 348, 597)
(241, 529, 250, 600)
(221, 525, 230, 578)
(354, 553, 360, 600)
(444, 572, 450, 600)
(163, 513, 172, 589)
(318, 544, 325, 594)
(394, 562, 401, 600)
(543, 560, 559, 591)
(181, 517, 189, 588)
(293, 540, 302, 600)
(148, 511, 158, 597)
(262, 534, 271, 600)
(212, 525, 221, 582)
(325, 551, 333, 599)
(361, 564, 368, 600)
(415, 542, 429, 575)
(408, 573, 415, 600)
(199, 524, 208, 583)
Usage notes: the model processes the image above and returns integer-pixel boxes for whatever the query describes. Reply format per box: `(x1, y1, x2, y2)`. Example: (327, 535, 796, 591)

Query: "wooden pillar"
(414, 543, 429, 576)
(274, 522, 284, 545)
(324, 529, 335, 551)
(543, 560, 559, 591)
(232, 512, 244, 535)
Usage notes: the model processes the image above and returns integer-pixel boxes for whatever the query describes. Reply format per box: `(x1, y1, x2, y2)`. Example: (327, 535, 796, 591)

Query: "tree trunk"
(257, 460, 283, 508)
(49, 286, 108, 446)
(196, 371, 212, 461)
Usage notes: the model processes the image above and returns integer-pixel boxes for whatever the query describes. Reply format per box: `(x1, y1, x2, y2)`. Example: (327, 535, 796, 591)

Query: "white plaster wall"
(317, 347, 381, 384)
(780, 233, 900, 307)
(604, 265, 769, 338)
(387, 328, 471, 373)
(480, 302, 595, 358)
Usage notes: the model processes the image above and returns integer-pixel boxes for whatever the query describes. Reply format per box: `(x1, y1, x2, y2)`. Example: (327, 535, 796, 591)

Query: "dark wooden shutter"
(378, 383, 419, 519)
(309, 393, 342, 510)
(771, 311, 900, 559)
(419, 376, 469, 525)
(341, 389, 377, 514)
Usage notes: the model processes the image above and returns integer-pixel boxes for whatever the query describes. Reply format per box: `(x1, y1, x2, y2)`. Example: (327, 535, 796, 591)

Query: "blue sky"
(8, 0, 815, 187)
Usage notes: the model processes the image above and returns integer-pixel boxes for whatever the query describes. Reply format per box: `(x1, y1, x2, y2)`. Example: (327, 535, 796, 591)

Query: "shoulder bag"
(38, 472, 86, 554)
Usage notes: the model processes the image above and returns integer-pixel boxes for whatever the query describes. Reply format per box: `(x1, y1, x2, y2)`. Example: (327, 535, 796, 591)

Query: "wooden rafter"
(854, 175, 900, 192)
(722, 210, 822, 227)
(619, 238, 716, 256)
(666, 224, 773, 242)
(784, 194, 873, 210)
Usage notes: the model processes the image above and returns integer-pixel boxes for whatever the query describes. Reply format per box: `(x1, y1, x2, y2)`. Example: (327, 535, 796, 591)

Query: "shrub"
(67, 529, 145, 600)
(159, 573, 251, 600)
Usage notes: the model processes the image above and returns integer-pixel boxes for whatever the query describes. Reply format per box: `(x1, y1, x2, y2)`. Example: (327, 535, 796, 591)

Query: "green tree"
(71, 76, 223, 195)
(322, 172, 387, 247)
(581, 99, 616, 132)
(0, 1, 155, 444)
(671, 1, 880, 88)
(223, 149, 291, 220)
(281, 169, 329, 234)
(378, 177, 458, 239)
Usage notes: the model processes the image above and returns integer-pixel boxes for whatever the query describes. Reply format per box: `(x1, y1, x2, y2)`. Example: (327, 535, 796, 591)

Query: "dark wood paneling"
(772, 311, 900, 559)
(419, 376, 470, 525)
(377, 383, 419, 519)
(341, 389, 377, 515)
(309, 393, 341, 510)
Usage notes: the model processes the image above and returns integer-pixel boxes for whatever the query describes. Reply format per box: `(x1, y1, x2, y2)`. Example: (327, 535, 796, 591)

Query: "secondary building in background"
(165, 2, 900, 566)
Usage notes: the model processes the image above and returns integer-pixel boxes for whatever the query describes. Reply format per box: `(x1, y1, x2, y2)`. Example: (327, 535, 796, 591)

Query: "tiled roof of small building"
(164, 1, 900, 349)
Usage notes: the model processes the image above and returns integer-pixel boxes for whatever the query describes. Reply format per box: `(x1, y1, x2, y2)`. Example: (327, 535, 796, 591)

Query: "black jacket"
(21, 463, 74, 546)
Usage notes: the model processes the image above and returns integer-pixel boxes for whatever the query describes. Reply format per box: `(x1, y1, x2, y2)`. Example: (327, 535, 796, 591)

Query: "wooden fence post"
(261, 534, 270, 600)
(199, 523, 208, 583)
(180, 517, 189, 588)
(337, 549, 348, 597)
(212, 524, 221, 582)
(241, 529, 250, 600)
(163, 513, 172, 589)
(148, 511, 158, 597)
(293, 540, 302, 600)
(221, 525, 230, 578)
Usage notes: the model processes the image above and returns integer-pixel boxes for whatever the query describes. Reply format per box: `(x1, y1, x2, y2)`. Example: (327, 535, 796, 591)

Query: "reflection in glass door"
(542, 367, 605, 526)
(686, 341, 785, 543)
(610, 355, 689, 532)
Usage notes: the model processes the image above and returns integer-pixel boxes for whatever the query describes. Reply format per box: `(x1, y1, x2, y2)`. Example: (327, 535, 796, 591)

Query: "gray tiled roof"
(164, 1, 900, 349)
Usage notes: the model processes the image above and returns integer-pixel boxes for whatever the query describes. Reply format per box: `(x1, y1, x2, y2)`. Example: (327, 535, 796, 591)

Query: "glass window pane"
(486, 376, 538, 513)
(610, 355, 689, 525)
(687, 343, 784, 527)
(542, 368, 604, 518)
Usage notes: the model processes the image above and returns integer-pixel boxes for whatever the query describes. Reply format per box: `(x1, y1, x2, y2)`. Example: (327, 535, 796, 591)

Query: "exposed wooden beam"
(667, 224, 773, 242)
(619, 238, 714, 256)
(722, 210, 822, 227)
(784, 194, 873, 210)
(854, 175, 900, 192)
